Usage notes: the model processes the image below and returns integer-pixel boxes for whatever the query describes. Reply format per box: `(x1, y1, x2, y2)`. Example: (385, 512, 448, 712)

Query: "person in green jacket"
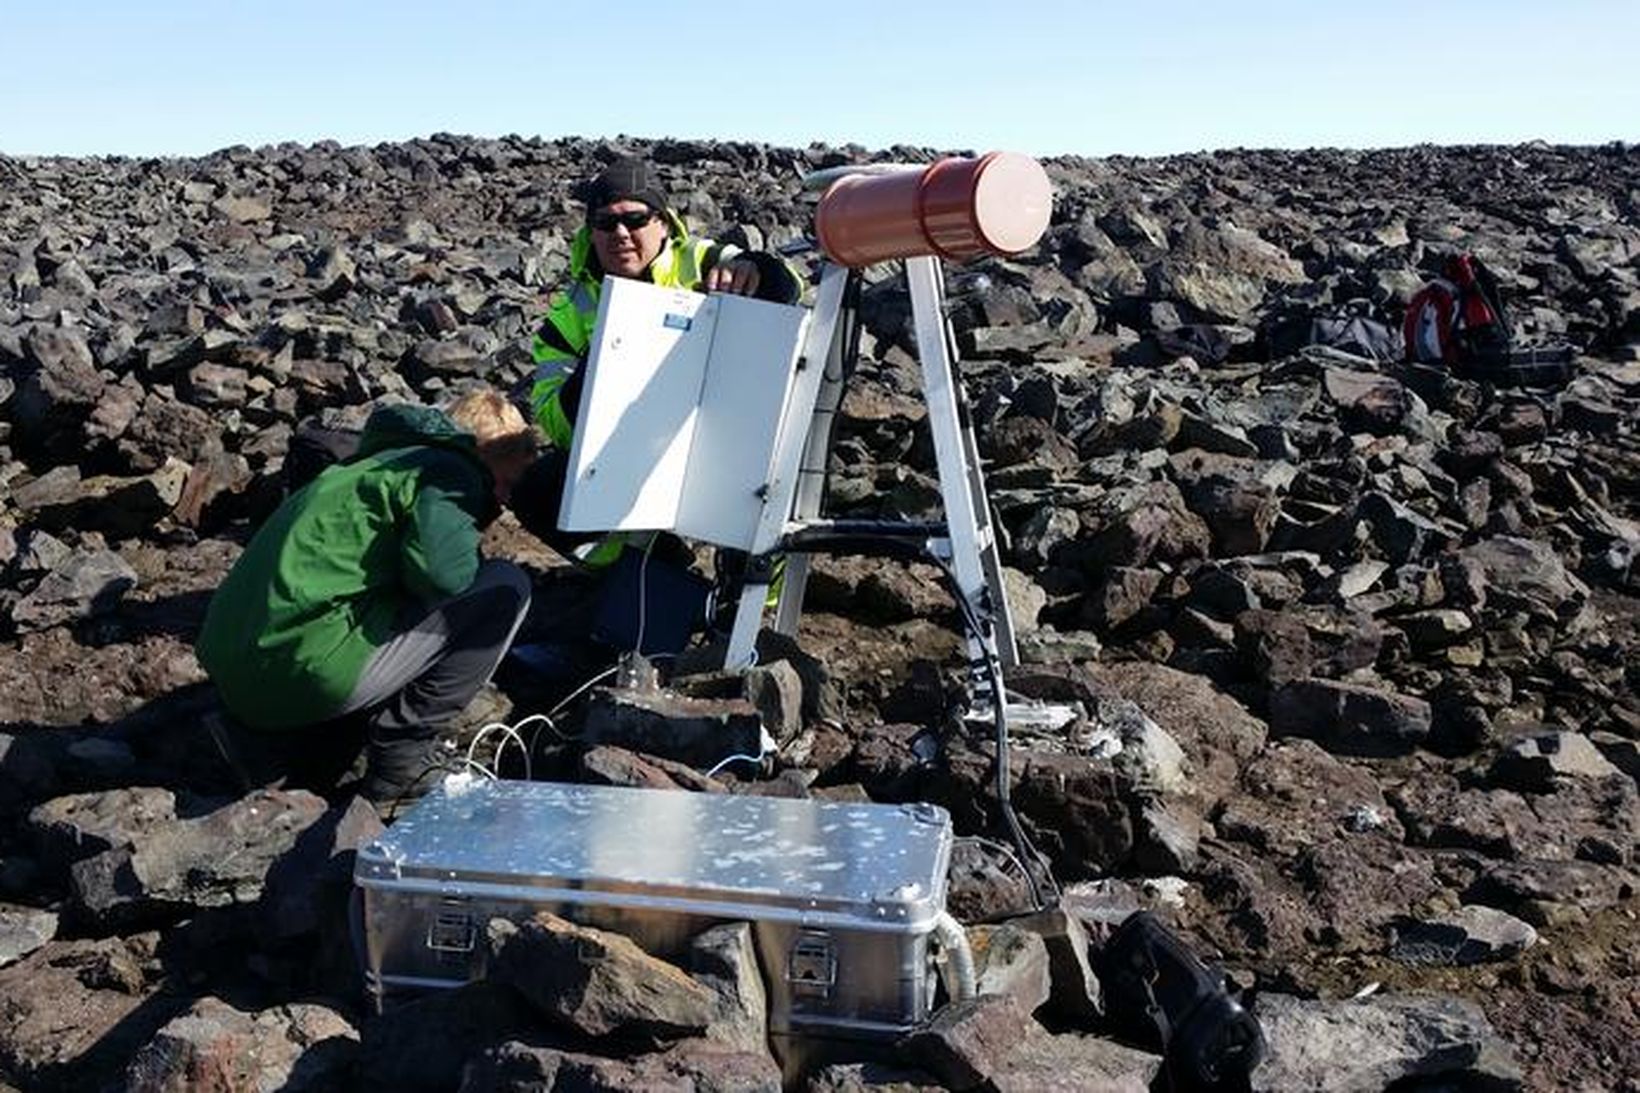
(511, 156, 802, 564)
(196, 389, 538, 807)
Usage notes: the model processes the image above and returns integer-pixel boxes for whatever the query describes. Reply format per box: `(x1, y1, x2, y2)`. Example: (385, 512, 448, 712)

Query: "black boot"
(360, 731, 452, 819)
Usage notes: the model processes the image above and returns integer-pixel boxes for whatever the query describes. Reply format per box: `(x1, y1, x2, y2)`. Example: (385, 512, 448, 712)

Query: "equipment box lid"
(355, 780, 952, 931)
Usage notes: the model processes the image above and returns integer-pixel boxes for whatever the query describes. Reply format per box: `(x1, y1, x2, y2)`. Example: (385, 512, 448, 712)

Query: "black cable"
(927, 553, 1058, 910)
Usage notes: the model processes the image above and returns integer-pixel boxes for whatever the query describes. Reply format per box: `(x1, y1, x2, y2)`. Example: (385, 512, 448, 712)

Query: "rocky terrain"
(0, 135, 1637, 1092)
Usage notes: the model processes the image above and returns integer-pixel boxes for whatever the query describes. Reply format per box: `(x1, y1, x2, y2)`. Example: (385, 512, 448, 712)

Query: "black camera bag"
(1095, 911, 1266, 1091)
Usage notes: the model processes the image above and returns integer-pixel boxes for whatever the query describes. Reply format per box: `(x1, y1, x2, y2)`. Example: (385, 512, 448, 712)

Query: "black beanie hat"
(582, 157, 668, 215)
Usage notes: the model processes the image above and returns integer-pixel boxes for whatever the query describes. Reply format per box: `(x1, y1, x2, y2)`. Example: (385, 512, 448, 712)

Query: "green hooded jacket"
(195, 404, 497, 729)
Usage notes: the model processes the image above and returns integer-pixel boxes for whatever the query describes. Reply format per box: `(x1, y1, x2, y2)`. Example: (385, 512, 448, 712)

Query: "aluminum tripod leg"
(725, 258, 1016, 686)
(724, 265, 851, 669)
(905, 257, 1018, 696)
(770, 271, 854, 637)
(954, 338, 1018, 667)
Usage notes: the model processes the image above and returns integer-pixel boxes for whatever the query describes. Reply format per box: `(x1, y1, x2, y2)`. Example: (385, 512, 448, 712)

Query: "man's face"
(589, 199, 666, 279)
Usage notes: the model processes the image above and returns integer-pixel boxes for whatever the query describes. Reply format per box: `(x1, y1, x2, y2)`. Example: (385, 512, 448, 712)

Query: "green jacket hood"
(355, 403, 498, 523)
(355, 403, 479, 459)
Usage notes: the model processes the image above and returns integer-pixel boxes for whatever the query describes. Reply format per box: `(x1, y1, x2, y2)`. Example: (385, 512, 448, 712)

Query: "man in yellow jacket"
(514, 156, 802, 567)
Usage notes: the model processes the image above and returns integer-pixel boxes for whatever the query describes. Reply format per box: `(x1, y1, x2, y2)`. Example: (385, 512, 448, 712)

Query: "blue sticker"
(663, 313, 692, 331)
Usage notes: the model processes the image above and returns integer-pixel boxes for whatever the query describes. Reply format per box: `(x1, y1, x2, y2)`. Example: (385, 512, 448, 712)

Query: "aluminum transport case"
(354, 778, 954, 1059)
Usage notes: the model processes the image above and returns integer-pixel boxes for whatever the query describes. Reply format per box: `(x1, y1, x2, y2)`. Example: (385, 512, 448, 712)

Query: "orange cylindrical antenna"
(814, 152, 1053, 267)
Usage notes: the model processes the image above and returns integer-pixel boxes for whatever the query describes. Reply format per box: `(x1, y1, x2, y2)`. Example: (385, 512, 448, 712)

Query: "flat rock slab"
(0, 904, 56, 968)
(1392, 905, 1539, 966)
(990, 1029, 1161, 1092)
(1459, 535, 1589, 620)
(1251, 991, 1520, 1092)
(1489, 730, 1624, 790)
(582, 688, 765, 770)
(1268, 678, 1432, 756)
(10, 548, 139, 633)
(57, 788, 329, 927)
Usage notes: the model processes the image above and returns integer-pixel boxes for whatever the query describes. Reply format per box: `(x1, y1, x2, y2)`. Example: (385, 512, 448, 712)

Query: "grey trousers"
(342, 559, 532, 733)
(215, 559, 531, 797)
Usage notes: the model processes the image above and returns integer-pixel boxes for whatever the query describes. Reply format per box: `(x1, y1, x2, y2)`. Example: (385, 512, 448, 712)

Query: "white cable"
(472, 726, 501, 765)
(492, 723, 532, 780)
(506, 713, 557, 739)
(465, 722, 506, 770)
(932, 910, 978, 1002)
(704, 751, 765, 778)
(515, 712, 573, 755)
(633, 534, 657, 657)
(465, 719, 534, 781)
(548, 665, 620, 718)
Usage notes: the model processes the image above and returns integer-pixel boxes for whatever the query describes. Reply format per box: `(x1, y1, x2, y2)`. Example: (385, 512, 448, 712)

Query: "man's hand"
(702, 257, 761, 296)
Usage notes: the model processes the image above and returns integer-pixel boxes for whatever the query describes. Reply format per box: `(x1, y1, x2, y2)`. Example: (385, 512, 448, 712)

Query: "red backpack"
(1403, 254, 1512, 365)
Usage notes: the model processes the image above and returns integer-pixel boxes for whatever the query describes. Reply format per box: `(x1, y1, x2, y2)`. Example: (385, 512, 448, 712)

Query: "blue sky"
(2, 1, 1635, 158)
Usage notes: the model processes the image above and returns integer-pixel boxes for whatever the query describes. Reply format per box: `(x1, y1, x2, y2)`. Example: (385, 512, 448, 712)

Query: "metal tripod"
(722, 255, 1018, 712)
(721, 253, 1060, 908)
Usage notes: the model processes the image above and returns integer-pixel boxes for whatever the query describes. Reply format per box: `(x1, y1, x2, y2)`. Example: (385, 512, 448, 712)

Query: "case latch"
(426, 902, 476, 955)
(787, 930, 837, 1000)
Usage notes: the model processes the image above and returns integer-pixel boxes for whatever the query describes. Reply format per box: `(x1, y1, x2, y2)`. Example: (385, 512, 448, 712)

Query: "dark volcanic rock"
(9, 547, 139, 634)
(987, 1031, 1161, 1092)
(901, 993, 1035, 1091)
(357, 982, 539, 1093)
(2, 136, 1638, 1093)
(28, 787, 328, 928)
(0, 904, 56, 967)
(1390, 905, 1539, 966)
(967, 922, 1053, 1012)
(257, 795, 384, 993)
(459, 1037, 783, 1093)
(686, 922, 771, 1056)
(486, 911, 716, 1039)
(0, 934, 174, 1092)
(1251, 992, 1519, 1092)
(1268, 677, 1432, 756)
(1487, 729, 1624, 790)
(804, 1061, 945, 1091)
(10, 326, 105, 460)
(124, 996, 358, 1093)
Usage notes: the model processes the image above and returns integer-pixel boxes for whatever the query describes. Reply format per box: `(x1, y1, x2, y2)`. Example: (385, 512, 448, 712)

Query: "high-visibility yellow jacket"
(529, 210, 800, 448)
(527, 213, 801, 567)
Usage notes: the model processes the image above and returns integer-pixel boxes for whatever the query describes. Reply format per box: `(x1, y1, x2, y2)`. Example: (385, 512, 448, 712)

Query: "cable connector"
(614, 650, 659, 693)
(442, 769, 482, 795)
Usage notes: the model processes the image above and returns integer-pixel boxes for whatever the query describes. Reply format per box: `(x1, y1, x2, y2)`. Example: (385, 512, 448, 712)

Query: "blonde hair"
(446, 388, 539, 464)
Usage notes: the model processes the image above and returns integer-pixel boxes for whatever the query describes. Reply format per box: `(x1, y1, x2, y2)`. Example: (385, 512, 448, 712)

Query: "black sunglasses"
(589, 208, 658, 232)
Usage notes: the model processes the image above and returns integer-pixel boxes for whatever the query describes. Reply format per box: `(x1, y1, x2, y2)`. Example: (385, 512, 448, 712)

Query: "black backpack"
(284, 420, 363, 495)
(1096, 911, 1267, 1091)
